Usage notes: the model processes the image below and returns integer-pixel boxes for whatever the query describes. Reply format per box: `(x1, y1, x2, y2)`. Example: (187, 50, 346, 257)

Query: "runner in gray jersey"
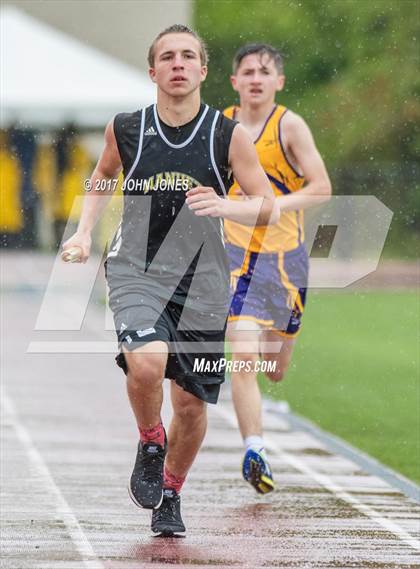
(62, 24, 278, 536)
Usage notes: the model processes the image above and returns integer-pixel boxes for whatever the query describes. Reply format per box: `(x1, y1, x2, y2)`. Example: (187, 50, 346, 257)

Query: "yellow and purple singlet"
(224, 104, 309, 337)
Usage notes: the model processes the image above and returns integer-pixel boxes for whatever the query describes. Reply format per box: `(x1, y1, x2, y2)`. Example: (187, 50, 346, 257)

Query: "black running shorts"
(111, 293, 227, 404)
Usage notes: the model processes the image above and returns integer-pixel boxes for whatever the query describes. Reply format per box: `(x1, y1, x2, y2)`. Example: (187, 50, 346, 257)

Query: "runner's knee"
(174, 397, 206, 423)
(230, 352, 259, 375)
(125, 354, 165, 385)
(265, 367, 286, 383)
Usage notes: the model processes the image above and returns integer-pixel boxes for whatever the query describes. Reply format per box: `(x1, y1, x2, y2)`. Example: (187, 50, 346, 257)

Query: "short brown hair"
(233, 43, 284, 74)
(148, 24, 209, 67)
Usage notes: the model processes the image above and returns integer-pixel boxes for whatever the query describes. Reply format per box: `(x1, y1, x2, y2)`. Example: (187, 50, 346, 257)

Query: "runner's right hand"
(61, 231, 91, 264)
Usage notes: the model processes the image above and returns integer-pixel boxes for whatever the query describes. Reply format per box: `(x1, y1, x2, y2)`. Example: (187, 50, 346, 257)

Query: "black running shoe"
(128, 434, 167, 510)
(151, 488, 186, 536)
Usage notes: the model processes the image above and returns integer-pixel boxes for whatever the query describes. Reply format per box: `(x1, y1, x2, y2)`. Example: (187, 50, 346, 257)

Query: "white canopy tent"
(0, 6, 156, 128)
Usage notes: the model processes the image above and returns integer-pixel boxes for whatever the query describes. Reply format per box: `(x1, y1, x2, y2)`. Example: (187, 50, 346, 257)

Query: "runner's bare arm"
(186, 125, 278, 226)
(276, 112, 332, 211)
(62, 119, 122, 263)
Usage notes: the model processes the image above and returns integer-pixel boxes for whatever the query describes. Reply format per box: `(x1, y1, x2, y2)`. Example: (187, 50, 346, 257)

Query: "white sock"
(244, 435, 264, 452)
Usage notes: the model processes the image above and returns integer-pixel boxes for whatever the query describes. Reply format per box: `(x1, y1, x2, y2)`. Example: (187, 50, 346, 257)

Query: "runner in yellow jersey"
(224, 44, 332, 494)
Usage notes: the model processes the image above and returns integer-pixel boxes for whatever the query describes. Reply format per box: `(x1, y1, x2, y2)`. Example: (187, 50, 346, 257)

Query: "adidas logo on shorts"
(144, 126, 157, 136)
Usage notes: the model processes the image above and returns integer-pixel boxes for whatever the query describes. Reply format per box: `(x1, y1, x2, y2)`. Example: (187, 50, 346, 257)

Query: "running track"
(2, 253, 419, 568)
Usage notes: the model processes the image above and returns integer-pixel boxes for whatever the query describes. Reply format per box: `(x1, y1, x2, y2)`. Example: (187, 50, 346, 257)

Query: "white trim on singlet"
(107, 220, 122, 258)
(108, 108, 145, 260)
(153, 104, 209, 149)
(124, 107, 146, 182)
(209, 110, 227, 196)
(219, 218, 225, 247)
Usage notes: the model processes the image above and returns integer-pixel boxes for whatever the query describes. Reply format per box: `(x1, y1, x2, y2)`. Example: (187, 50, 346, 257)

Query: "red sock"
(163, 465, 186, 495)
(139, 421, 165, 447)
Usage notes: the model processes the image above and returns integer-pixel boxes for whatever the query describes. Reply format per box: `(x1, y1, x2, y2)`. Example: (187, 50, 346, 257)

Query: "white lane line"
(2, 390, 105, 569)
(264, 400, 420, 503)
(214, 403, 420, 552)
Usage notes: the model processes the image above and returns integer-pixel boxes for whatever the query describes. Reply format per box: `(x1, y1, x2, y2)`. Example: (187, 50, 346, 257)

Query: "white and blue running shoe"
(242, 447, 275, 494)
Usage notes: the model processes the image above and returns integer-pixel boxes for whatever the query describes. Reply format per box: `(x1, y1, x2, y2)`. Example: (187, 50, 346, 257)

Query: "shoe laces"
(156, 493, 177, 521)
(141, 445, 164, 482)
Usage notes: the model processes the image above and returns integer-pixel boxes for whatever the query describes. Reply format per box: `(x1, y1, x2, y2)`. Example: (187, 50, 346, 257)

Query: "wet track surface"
(1, 253, 419, 568)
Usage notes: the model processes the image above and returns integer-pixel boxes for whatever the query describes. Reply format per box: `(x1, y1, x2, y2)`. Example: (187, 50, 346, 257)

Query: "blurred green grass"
(258, 290, 420, 483)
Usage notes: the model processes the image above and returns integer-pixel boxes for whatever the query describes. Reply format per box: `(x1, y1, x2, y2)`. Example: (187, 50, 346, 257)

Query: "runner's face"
(231, 53, 284, 106)
(149, 33, 207, 97)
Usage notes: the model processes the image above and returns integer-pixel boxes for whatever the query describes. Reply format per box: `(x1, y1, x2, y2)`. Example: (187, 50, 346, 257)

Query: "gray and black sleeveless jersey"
(106, 103, 237, 311)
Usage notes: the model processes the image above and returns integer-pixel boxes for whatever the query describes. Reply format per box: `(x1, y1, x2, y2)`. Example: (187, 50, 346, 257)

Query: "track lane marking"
(214, 403, 420, 552)
(2, 390, 105, 569)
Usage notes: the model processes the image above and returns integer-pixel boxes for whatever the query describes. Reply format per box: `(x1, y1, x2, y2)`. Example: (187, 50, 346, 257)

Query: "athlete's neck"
(236, 100, 276, 129)
(156, 91, 202, 127)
